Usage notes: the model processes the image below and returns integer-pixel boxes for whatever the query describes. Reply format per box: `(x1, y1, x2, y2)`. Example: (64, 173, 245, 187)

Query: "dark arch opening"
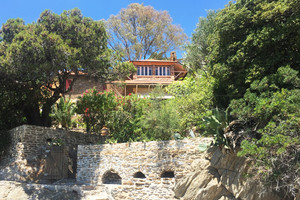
(102, 170, 122, 184)
(133, 171, 146, 179)
(161, 171, 175, 178)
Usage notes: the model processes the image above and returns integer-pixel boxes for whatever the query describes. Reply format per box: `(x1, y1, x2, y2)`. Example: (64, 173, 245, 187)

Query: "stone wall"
(0, 125, 102, 182)
(66, 75, 105, 100)
(77, 137, 213, 199)
(1, 125, 291, 200)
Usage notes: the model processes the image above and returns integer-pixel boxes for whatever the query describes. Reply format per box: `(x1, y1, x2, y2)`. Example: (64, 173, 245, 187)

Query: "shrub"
(202, 107, 232, 146)
(230, 66, 300, 198)
(166, 72, 214, 134)
(140, 87, 181, 141)
(107, 94, 150, 142)
(76, 89, 117, 133)
(50, 97, 76, 129)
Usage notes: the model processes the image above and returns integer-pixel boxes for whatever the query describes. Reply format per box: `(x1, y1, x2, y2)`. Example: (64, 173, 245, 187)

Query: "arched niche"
(161, 170, 175, 178)
(102, 170, 122, 184)
(133, 171, 146, 179)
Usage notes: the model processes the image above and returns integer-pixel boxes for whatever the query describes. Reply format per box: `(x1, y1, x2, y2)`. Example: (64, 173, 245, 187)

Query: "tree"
(185, 1, 300, 197)
(188, 0, 300, 108)
(184, 10, 218, 75)
(0, 18, 25, 43)
(106, 3, 187, 61)
(0, 9, 109, 126)
(231, 66, 300, 198)
(0, 19, 27, 130)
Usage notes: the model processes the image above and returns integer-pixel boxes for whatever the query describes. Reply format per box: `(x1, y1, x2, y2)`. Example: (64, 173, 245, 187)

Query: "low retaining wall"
(0, 125, 102, 181)
(77, 137, 213, 199)
(0, 125, 215, 199)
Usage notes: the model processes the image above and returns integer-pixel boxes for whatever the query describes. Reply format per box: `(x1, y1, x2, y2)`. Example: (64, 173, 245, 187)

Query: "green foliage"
(107, 94, 150, 142)
(231, 66, 300, 197)
(50, 97, 75, 129)
(141, 97, 180, 141)
(166, 77, 196, 97)
(76, 89, 117, 133)
(76, 88, 154, 142)
(0, 18, 25, 43)
(237, 118, 299, 198)
(166, 72, 215, 134)
(186, 1, 300, 196)
(0, 85, 26, 130)
(0, 8, 109, 126)
(188, 0, 300, 108)
(106, 3, 187, 60)
(184, 10, 218, 74)
(47, 137, 64, 146)
(202, 107, 231, 146)
(0, 83, 25, 158)
(230, 66, 299, 125)
(110, 54, 137, 81)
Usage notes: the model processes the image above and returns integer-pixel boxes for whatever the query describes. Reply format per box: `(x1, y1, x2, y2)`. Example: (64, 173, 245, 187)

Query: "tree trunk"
(23, 104, 43, 126)
(41, 95, 61, 127)
(23, 94, 61, 127)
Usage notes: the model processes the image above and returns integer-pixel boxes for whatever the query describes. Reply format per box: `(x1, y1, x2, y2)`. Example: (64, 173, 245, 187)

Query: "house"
(63, 52, 187, 99)
(107, 52, 187, 97)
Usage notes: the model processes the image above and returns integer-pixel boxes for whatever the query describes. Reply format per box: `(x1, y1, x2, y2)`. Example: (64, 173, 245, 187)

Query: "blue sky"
(0, 0, 230, 57)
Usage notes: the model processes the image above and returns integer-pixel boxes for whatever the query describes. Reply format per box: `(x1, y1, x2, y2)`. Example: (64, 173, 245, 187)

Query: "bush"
(76, 89, 152, 142)
(76, 89, 117, 133)
(107, 94, 150, 142)
(230, 66, 300, 198)
(50, 97, 76, 129)
(141, 98, 180, 141)
(202, 107, 232, 146)
(166, 72, 214, 134)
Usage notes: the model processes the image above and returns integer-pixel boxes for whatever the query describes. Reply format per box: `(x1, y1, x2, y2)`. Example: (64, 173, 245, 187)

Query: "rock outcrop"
(0, 181, 80, 200)
(174, 146, 283, 200)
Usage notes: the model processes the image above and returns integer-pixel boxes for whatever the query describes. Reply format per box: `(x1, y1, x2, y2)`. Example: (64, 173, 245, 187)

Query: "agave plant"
(50, 97, 76, 129)
(202, 107, 231, 146)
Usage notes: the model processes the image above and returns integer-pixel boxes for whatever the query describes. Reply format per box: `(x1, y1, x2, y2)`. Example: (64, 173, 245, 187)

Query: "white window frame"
(137, 66, 152, 76)
(155, 66, 170, 76)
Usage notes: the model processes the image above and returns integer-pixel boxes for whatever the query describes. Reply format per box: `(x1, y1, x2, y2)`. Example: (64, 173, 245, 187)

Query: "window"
(167, 67, 170, 75)
(137, 66, 152, 76)
(155, 67, 171, 76)
(137, 67, 141, 75)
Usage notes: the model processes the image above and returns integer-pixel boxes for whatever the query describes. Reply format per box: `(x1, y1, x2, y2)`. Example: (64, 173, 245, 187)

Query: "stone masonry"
(1, 125, 298, 199)
(77, 137, 213, 199)
(0, 125, 102, 182)
(0, 125, 213, 199)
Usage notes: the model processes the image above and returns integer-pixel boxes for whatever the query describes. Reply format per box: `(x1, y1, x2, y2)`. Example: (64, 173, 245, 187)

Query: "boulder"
(174, 147, 282, 200)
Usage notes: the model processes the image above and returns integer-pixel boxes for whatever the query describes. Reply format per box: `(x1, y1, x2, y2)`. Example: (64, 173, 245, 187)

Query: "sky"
(0, 0, 230, 57)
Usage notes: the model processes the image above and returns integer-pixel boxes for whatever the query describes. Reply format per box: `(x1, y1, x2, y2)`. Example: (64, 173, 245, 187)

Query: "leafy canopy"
(186, 0, 300, 197)
(187, 0, 300, 108)
(232, 66, 299, 197)
(0, 8, 109, 126)
(106, 3, 187, 60)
